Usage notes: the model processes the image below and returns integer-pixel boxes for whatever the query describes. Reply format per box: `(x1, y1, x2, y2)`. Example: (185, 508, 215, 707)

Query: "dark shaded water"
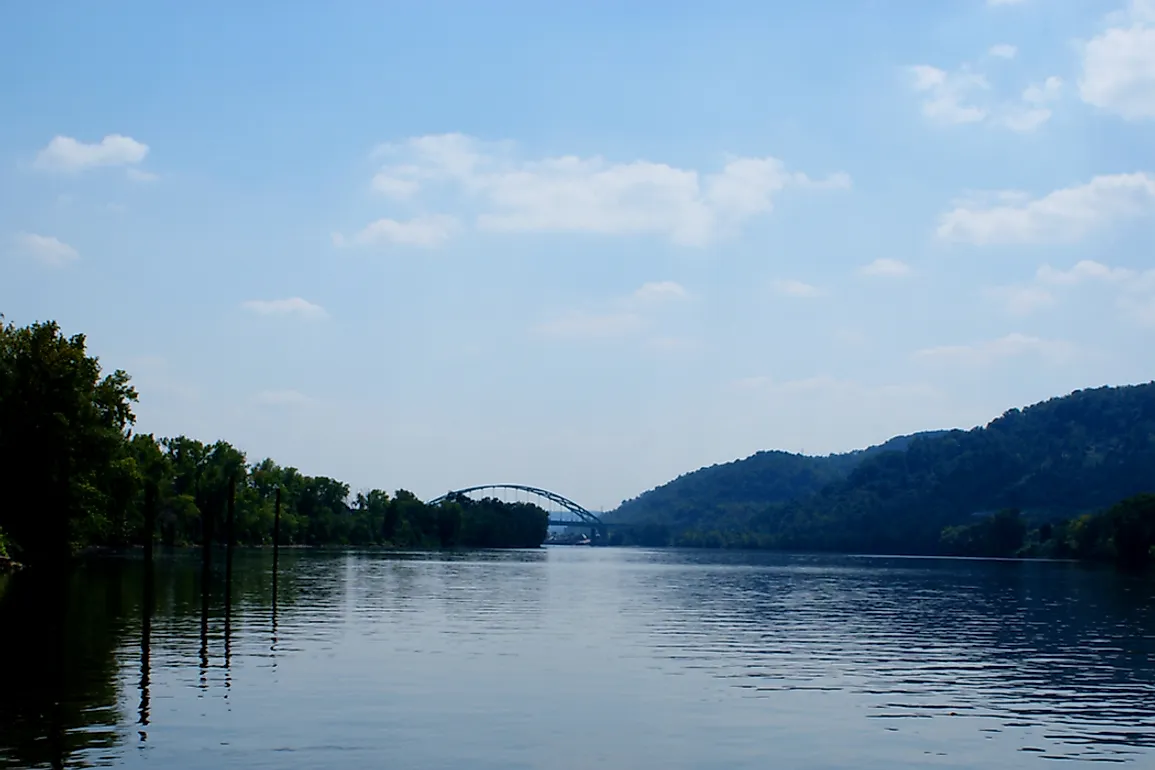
(1, 548, 1153, 769)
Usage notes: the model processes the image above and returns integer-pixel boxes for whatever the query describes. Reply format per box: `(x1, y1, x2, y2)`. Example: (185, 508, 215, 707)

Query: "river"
(0, 548, 1153, 768)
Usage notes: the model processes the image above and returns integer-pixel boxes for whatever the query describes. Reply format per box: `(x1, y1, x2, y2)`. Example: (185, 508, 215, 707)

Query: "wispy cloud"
(241, 297, 328, 320)
(914, 333, 1074, 366)
(13, 232, 79, 266)
(772, 279, 824, 298)
(858, 258, 911, 277)
(333, 214, 458, 248)
(628, 281, 690, 305)
(536, 281, 693, 341)
(1036, 259, 1155, 288)
(909, 65, 989, 124)
(983, 285, 1056, 316)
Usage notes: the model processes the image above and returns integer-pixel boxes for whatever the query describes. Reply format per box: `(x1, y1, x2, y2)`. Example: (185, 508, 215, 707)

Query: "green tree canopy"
(0, 318, 138, 561)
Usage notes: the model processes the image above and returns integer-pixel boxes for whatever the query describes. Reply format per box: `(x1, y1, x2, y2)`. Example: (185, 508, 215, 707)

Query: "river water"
(1, 548, 1153, 769)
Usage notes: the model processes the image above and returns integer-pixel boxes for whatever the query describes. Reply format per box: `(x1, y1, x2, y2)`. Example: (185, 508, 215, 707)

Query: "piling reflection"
(138, 565, 152, 741)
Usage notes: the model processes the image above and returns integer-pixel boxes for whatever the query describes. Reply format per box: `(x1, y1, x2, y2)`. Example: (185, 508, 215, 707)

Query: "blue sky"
(2, 0, 1154, 510)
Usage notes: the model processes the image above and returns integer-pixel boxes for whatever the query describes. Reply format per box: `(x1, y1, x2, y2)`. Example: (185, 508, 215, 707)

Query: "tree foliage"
(0, 318, 549, 562)
(0, 319, 138, 561)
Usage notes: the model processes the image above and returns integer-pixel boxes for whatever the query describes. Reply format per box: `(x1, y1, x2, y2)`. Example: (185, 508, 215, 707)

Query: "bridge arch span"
(427, 484, 604, 528)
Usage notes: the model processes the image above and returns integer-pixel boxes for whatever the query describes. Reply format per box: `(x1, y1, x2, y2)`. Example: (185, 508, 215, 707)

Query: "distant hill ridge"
(611, 430, 949, 528)
(612, 383, 1155, 554)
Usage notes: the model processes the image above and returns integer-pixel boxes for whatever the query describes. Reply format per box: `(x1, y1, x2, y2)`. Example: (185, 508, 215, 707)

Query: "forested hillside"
(611, 431, 946, 529)
(617, 383, 1155, 555)
(760, 383, 1155, 554)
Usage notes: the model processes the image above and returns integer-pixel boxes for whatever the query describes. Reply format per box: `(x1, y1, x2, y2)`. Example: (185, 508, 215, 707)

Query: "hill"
(610, 431, 947, 529)
(612, 383, 1155, 555)
(761, 383, 1155, 554)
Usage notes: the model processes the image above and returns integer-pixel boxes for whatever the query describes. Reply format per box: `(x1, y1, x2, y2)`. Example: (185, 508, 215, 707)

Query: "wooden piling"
(201, 484, 213, 577)
(143, 481, 157, 567)
(272, 486, 282, 575)
(225, 476, 236, 607)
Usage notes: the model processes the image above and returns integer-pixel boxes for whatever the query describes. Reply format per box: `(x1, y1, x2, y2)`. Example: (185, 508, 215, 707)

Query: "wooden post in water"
(143, 481, 157, 567)
(201, 486, 213, 579)
(225, 476, 236, 603)
(272, 486, 282, 576)
(271, 486, 281, 660)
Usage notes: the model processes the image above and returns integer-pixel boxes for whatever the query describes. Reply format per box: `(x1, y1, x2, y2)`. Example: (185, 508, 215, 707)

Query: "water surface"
(1, 548, 1153, 768)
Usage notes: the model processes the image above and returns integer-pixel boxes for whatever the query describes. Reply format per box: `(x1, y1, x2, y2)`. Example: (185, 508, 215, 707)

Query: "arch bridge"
(427, 484, 606, 543)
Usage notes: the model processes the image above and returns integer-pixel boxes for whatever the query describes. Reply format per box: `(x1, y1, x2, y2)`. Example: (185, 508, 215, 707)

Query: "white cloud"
(255, 390, 311, 407)
(1079, 2, 1155, 120)
(34, 134, 149, 172)
(772, 279, 823, 298)
(909, 65, 989, 124)
(914, 333, 1074, 366)
(858, 258, 911, 277)
(363, 134, 849, 246)
(629, 281, 689, 305)
(984, 285, 1056, 316)
(1000, 76, 1064, 132)
(333, 214, 458, 248)
(241, 297, 328, 320)
(1000, 107, 1054, 132)
(126, 168, 159, 183)
(1036, 259, 1149, 286)
(1023, 76, 1064, 105)
(936, 172, 1155, 244)
(372, 172, 420, 199)
(533, 311, 644, 340)
(909, 60, 1061, 132)
(989, 44, 1019, 59)
(14, 233, 79, 266)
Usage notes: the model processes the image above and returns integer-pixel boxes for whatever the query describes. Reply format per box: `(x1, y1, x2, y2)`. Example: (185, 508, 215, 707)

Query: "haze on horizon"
(2, 0, 1154, 511)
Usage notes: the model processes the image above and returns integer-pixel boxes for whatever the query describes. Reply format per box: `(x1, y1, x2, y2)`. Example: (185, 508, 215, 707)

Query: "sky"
(2, 0, 1154, 511)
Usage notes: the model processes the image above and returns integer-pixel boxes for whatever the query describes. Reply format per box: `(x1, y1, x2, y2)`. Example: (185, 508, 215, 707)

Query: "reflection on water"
(0, 549, 1152, 769)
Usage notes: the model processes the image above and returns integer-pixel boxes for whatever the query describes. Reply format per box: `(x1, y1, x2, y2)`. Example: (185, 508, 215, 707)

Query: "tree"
(0, 319, 137, 562)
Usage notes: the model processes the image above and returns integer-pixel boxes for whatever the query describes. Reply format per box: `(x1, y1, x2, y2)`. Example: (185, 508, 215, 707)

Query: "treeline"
(940, 495, 1155, 569)
(612, 494, 1155, 569)
(0, 318, 547, 564)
